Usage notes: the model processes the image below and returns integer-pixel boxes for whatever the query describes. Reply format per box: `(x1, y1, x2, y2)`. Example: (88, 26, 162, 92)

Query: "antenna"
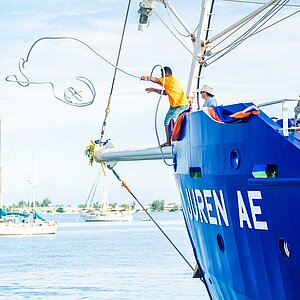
(138, 0, 155, 32)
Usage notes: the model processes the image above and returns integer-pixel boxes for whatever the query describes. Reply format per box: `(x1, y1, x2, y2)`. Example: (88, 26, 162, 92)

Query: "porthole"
(217, 233, 225, 253)
(279, 239, 291, 260)
(230, 148, 241, 170)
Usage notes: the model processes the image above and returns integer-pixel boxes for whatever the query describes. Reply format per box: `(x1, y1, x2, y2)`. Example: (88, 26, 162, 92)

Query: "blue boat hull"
(173, 103, 300, 299)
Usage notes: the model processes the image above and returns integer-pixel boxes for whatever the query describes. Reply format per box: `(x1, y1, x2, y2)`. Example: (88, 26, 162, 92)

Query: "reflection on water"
(0, 212, 209, 300)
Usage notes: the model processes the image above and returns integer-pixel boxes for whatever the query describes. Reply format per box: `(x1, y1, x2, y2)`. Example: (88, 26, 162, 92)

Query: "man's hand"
(145, 87, 155, 93)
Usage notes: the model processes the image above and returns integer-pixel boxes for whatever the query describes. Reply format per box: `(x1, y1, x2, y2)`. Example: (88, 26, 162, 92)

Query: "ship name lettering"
(184, 189, 268, 231)
(237, 190, 268, 230)
(185, 189, 229, 226)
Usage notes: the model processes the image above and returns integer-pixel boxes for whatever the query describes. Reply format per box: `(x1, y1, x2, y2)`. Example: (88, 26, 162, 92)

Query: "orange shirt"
(157, 75, 189, 108)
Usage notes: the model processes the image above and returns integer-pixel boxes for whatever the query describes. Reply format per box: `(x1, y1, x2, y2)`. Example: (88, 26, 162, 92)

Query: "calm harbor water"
(0, 212, 209, 300)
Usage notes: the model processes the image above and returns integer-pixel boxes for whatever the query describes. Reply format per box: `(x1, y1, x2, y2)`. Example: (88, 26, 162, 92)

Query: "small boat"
(0, 209, 58, 236)
(0, 119, 58, 236)
(81, 168, 134, 222)
(81, 208, 133, 222)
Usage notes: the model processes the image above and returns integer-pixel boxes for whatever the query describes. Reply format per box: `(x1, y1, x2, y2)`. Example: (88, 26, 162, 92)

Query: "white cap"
(199, 85, 214, 95)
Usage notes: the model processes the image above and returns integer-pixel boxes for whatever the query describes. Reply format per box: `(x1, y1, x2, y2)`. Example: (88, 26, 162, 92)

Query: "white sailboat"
(81, 168, 134, 222)
(0, 120, 58, 235)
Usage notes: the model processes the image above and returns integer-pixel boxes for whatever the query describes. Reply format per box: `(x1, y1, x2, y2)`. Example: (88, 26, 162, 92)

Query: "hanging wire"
(150, 64, 173, 167)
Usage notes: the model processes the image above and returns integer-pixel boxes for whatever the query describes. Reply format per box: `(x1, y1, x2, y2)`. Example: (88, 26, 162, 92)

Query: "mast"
(32, 152, 36, 211)
(0, 117, 3, 209)
(186, 0, 215, 108)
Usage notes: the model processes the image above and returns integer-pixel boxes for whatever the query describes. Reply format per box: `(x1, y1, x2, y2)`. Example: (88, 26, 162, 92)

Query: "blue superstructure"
(173, 103, 300, 299)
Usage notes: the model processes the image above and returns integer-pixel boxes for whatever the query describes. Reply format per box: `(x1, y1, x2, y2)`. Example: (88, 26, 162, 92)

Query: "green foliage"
(17, 200, 27, 208)
(111, 202, 118, 209)
(169, 203, 180, 212)
(84, 142, 95, 166)
(150, 199, 165, 211)
(56, 206, 65, 213)
(40, 197, 51, 207)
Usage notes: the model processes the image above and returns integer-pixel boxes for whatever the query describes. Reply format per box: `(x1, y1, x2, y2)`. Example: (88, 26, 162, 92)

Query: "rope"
(99, 0, 132, 143)
(5, 34, 139, 107)
(107, 165, 194, 271)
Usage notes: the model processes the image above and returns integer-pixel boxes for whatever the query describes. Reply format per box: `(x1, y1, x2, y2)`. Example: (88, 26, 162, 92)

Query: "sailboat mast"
(0, 117, 3, 209)
(186, 0, 215, 107)
(32, 152, 36, 211)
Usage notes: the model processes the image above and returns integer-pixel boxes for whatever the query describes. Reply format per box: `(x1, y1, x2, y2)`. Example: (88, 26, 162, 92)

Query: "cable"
(107, 165, 194, 271)
(149, 65, 173, 167)
(204, 0, 291, 66)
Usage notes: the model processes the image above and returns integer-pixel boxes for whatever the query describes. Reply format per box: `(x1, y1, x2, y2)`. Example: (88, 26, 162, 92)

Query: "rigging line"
(208, 10, 257, 53)
(107, 165, 194, 271)
(150, 5, 200, 61)
(205, 0, 288, 65)
(151, 65, 173, 167)
(99, 0, 132, 143)
(241, 0, 290, 37)
(164, 2, 199, 37)
(89, 169, 103, 208)
(7, 139, 31, 204)
(205, 0, 284, 60)
(85, 169, 101, 208)
(223, 0, 300, 8)
(248, 6, 300, 36)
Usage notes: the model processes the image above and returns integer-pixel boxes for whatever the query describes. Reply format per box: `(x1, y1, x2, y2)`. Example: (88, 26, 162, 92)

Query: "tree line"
(4, 198, 180, 212)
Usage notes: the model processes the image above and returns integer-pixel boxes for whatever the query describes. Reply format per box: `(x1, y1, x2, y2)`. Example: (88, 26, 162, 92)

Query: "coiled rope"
(5, 35, 139, 107)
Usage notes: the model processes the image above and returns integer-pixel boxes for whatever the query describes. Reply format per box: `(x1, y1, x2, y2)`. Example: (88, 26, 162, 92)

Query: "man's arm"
(141, 75, 166, 95)
(140, 75, 161, 84)
(145, 87, 167, 95)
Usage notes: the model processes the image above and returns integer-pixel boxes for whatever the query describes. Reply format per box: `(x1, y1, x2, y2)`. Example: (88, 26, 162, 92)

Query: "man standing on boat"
(140, 66, 190, 147)
(199, 85, 217, 107)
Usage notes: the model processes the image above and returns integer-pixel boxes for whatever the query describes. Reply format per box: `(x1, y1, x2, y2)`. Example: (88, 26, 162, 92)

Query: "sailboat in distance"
(0, 122, 58, 236)
(93, 1, 300, 299)
(80, 167, 134, 222)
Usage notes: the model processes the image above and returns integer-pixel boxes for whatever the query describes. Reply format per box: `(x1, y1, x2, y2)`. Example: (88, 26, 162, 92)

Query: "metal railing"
(257, 98, 300, 137)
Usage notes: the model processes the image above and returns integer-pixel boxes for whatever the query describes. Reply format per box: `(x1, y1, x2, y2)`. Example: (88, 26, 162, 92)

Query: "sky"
(1, 0, 299, 207)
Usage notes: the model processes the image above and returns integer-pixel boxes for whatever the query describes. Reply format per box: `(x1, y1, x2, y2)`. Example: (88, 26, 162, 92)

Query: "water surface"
(0, 212, 209, 299)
